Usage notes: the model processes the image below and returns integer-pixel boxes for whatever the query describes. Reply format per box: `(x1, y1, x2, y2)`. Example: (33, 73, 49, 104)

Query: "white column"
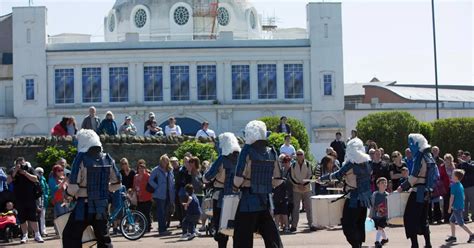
(189, 62, 197, 102)
(224, 61, 231, 102)
(250, 61, 258, 102)
(128, 63, 137, 104)
(216, 62, 225, 103)
(163, 62, 171, 102)
(277, 62, 284, 100)
(74, 65, 81, 105)
(47, 65, 54, 106)
(303, 60, 311, 102)
(102, 64, 109, 105)
(136, 63, 144, 104)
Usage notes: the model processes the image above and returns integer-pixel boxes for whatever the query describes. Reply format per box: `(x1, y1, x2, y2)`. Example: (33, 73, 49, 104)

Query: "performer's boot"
(423, 231, 432, 248)
(409, 235, 419, 248)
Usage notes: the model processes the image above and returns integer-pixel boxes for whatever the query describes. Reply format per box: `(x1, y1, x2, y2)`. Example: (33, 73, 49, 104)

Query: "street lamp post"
(431, 0, 440, 119)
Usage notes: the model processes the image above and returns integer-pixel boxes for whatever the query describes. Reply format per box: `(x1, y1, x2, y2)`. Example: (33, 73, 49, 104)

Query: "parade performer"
(63, 129, 121, 248)
(233, 120, 284, 248)
(319, 138, 372, 248)
(397, 134, 437, 248)
(204, 132, 241, 248)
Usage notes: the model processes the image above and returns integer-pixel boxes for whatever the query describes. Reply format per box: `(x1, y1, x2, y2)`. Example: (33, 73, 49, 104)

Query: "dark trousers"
(62, 205, 112, 248)
(182, 214, 200, 234)
(174, 192, 183, 224)
(136, 201, 152, 231)
(233, 210, 283, 248)
(212, 200, 229, 248)
(443, 191, 451, 223)
(341, 200, 367, 248)
(404, 192, 431, 248)
(428, 201, 442, 223)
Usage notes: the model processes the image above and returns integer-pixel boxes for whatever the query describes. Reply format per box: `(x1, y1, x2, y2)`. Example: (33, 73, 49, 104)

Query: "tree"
(174, 140, 218, 163)
(259, 116, 310, 156)
(356, 111, 420, 153)
(431, 117, 474, 156)
(36, 146, 77, 176)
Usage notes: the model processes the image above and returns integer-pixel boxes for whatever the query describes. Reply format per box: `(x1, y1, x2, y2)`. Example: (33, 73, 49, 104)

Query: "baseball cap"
(149, 112, 155, 118)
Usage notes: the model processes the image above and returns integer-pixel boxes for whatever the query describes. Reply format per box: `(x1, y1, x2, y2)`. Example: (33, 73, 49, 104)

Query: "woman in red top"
(51, 117, 69, 137)
(133, 159, 153, 232)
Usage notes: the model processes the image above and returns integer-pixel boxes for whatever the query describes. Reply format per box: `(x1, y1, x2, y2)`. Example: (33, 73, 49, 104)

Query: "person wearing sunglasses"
(48, 164, 69, 219)
(390, 151, 408, 192)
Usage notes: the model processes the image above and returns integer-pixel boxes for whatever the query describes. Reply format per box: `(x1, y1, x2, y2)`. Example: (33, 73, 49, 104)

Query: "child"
(445, 169, 474, 243)
(399, 167, 409, 188)
(180, 184, 202, 241)
(371, 177, 389, 248)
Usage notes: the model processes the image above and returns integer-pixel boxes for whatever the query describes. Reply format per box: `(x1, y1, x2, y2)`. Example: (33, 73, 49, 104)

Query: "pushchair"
(201, 188, 215, 237)
(0, 210, 21, 243)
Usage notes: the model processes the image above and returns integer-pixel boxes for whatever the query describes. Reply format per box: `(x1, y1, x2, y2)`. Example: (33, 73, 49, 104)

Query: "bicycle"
(109, 186, 147, 241)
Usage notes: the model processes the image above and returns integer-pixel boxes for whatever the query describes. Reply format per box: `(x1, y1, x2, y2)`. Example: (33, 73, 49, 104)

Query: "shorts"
(16, 200, 38, 223)
(373, 217, 387, 229)
(450, 209, 465, 226)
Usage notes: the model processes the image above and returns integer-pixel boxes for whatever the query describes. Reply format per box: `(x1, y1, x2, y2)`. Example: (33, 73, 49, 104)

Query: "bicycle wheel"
(120, 210, 147, 241)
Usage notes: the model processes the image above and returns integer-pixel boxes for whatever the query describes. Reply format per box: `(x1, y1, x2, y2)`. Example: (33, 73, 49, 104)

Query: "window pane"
(82, 67, 102, 103)
(170, 66, 190, 101)
(232, 65, 250, 100)
(109, 67, 129, 102)
(197, 65, 216, 100)
(55, 68, 74, 104)
(324, 74, 332, 96)
(144, 66, 163, 102)
(26, 79, 34, 100)
(284, 64, 303, 99)
(258, 64, 277, 99)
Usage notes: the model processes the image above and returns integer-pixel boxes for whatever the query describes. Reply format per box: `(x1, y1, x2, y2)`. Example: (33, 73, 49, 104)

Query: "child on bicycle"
(179, 184, 202, 241)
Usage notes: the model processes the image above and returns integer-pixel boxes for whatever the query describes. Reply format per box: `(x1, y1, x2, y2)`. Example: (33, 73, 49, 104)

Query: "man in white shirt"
(280, 135, 296, 157)
(195, 121, 216, 138)
(164, 117, 182, 136)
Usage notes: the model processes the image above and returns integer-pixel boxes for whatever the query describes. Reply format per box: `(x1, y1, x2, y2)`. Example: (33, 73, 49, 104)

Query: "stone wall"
(0, 135, 217, 168)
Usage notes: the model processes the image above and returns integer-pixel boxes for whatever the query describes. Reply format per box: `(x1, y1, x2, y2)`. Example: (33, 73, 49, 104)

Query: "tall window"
(323, 74, 333, 96)
(25, 79, 34, 100)
(82, 68, 102, 103)
(109, 67, 128, 102)
(197, 65, 216, 100)
(257, 64, 277, 99)
(144, 66, 163, 102)
(232, 65, 250, 100)
(55, 68, 74, 104)
(170, 66, 189, 101)
(284, 64, 303, 99)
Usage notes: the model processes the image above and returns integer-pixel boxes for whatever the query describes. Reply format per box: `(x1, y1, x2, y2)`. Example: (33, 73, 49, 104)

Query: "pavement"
(5, 213, 474, 248)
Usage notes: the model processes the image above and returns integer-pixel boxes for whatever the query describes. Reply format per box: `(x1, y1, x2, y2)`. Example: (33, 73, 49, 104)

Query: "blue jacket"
(98, 119, 118, 135)
(149, 166, 175, 202)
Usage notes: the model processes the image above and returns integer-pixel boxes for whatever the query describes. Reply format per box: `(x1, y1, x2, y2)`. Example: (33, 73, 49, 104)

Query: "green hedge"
(174, 140, 218, 163)
(36, 146, 77, 176)
(356, 111, 420, 153)
(431, 117, 474, 156)
(267, 133, 301, 153)
(259, 116, 310, 156)
(419, 122, 434, 143)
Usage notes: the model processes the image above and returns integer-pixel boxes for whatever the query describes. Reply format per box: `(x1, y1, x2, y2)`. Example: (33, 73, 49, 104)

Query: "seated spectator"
(165, 117, 182, 136)
(195, 121, 216, 139)
(119, 116, 137, 136)
(276, 116, 291, 135)
(51, 117, 69, 137)
(280, 135, 296, 157)
(144, 121, 163, 137)
(143, 112, 156, 134)
(81, 106, 100, 132)
(97, 111, 118, 135)
(66, 117, 78, 136)
(0, 201, 17, 233)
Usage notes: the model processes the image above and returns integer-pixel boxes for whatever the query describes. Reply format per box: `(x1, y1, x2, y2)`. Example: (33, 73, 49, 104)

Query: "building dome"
(104, 0, 262, 41)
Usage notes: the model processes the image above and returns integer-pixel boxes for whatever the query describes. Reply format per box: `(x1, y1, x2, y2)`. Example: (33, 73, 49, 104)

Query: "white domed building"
(0, 0, 345, 159)
(105, 0, 262, 41)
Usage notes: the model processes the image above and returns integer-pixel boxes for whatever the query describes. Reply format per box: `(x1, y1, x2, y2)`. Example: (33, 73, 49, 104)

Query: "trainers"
(309, 226, 317, 232)
(445, 236, 457, 242)
(375, 241, 382, 248)
(179, 233, 189, 241)
(159, 230, 172, 236)
(34, 235, 44, 243)
(187, 233, 196, 241)
(20, 235, 28, 244)
(289, 227, 297, 232)
(283, 228, 291, 234)
(468, 234, 474, 243)
(381, 238, 389, 245)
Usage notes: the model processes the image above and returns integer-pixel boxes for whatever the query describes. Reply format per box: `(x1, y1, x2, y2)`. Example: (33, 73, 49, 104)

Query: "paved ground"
(5, 213, 474, 247)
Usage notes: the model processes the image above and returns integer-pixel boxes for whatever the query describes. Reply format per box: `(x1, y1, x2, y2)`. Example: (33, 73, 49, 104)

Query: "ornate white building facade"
(1, 1, 345, 159)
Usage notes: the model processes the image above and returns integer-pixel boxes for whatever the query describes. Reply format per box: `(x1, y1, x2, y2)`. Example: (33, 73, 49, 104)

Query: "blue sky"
(1, 0, 472, 85)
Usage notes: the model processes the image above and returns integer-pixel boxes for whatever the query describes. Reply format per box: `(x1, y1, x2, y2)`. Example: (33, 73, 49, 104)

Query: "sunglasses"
(296, 154, 304, 156)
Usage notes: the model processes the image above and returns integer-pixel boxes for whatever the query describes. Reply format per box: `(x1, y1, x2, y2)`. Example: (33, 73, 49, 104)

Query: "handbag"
(128, 191, 138, 206)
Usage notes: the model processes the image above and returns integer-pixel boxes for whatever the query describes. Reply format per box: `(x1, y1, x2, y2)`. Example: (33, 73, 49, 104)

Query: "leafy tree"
(431, 117, 474, 156)
(356, 111, 420, 153)
(259, 116, 310, 156)
(36, 146, 77, 176)
(174, 140, 218, 163)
